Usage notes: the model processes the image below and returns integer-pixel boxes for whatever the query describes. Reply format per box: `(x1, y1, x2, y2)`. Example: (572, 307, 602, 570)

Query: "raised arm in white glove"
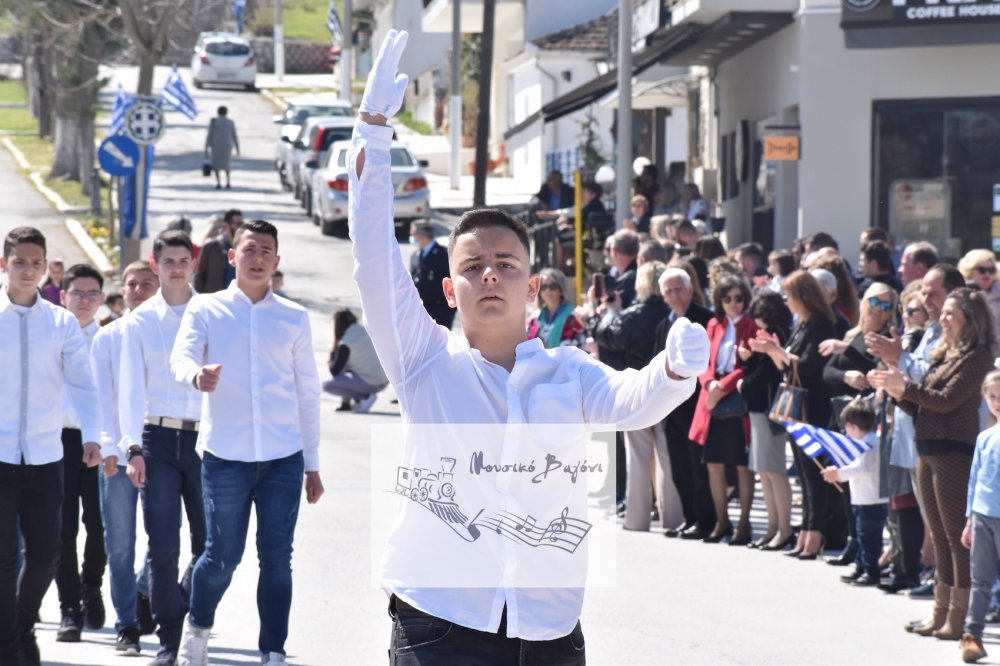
(665, 317, 709, 380)
(358, 29, 410, 120)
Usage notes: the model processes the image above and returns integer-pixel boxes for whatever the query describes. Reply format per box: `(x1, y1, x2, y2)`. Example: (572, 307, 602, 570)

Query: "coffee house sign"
(842, 0, 1000, 26)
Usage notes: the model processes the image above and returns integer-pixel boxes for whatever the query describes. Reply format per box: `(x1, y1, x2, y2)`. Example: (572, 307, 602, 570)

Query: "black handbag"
(768, 359, 809, 425)
(202, 162, 212, 177)
(712, 390, 746, 419)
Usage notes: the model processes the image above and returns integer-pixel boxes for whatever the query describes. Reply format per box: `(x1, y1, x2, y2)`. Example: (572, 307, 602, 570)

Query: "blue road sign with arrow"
(98, 135, 140, 176)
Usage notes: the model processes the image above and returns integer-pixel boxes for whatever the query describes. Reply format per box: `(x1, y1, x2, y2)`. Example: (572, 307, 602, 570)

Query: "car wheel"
(304, 188, 312, 215)
(193, 80, 203, 89)
(321, 219, 336, 236)
(292, 181, 301, 200)
(312, 213, 321, 226)
(245, 83, 256, 92)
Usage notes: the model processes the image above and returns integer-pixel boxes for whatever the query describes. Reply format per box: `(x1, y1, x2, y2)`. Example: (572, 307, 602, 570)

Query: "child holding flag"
(821, 399, 887, 587)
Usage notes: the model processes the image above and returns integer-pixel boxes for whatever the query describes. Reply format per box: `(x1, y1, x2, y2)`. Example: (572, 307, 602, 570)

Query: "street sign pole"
(616, 0, 632, 226)
(340, 0, 352, 102)
(450, 0, 461, 190)
(275, 0, 285, 82)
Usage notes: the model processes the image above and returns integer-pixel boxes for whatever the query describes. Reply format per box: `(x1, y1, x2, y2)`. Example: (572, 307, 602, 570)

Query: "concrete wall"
(715, 7, 1000, 260)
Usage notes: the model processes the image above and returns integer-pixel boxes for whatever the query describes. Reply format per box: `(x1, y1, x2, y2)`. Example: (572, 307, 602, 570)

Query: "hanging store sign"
(842, 0, 1000, 27)
(763, 135, 800, 162)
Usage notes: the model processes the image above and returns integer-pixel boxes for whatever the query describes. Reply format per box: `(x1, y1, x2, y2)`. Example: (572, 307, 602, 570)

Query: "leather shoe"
(679, 525, 709, 540)
(985, 610, 1000, 624)
(908, 582, 935, 598)
(762, 533, 796, 552)
(615, 502, 626, 517)
(840, 570, 862, 584)
(702, 523, 733, 543)
(824, 539, 858, 566)
(851, 573, 880, 587)
(877, 577, 920, 594)
(664, 522, 694, 538)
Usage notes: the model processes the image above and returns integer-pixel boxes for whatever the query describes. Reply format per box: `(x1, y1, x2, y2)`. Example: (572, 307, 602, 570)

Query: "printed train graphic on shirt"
(393, 457, 592, 552)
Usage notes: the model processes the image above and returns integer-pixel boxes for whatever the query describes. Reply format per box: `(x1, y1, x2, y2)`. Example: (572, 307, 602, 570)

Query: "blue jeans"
(140, 425, 205, 656)
(853, 503, 888, 578)
(968, 512, 1000, 638)
(189, 451, 304, 656)
(99, 465, 150, 632)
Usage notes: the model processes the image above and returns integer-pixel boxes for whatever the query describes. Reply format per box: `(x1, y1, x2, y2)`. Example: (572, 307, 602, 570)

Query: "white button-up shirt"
(170, 284, 321, 471)
(91, 316, 127, 461)
(119, 290, 203, 450)
(64, 320, 99, 430)
(0, 287, 101, 465)
(349, 121, 696, 641)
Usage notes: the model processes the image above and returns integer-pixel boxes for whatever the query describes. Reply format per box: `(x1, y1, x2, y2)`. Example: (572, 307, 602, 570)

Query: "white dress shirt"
(0, 287, 101, 465)
(836, 432, 887, 505)
(170, 284, 321, 472)
(64, 320, 100, 430)
(349, 120, 696, 641)
(119, 290, 203, 450)
(91, 316, 128, 461)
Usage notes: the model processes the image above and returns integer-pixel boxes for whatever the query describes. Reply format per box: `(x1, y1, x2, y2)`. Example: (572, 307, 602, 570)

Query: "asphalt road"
(16, 66, 980, 665)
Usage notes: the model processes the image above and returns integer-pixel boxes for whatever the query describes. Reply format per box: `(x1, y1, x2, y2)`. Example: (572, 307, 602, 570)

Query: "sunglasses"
(976, 265, 997, 275)
(539, 283, 561, 291)
(905, 307, 926, 317)
(722, 294, 744, 304)
(867, 296, 894, 313)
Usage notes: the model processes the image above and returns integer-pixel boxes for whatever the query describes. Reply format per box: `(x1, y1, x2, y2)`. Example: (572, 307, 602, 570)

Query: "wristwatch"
(126, 446, 143, 461)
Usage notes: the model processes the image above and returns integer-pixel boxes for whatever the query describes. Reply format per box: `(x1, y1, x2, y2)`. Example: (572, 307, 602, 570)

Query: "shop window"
(873, 98, 1000, 258)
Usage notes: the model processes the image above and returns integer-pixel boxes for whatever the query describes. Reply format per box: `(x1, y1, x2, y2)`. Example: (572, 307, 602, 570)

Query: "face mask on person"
(408, 235, 418, 246)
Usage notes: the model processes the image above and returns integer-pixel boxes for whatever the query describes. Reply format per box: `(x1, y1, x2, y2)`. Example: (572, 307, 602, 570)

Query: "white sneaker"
(176, 620, 211, 666)
(261, 653, 288, 665)
(354, 393, 376, 414)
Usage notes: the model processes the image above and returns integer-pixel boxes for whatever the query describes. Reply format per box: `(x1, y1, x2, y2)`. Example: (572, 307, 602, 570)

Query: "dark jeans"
(895, 506, 924, 581)
(189, 451, 304, 656)
(55, 428, 106, 614)
(388, 597, 585, 666)
(853, 504, 888, 578)
(140, 425, 205, 656)
(0, 460, 63, 651)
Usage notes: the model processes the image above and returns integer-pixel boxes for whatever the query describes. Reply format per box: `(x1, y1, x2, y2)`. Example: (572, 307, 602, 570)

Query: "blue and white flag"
(109, 85, 133, 135)
(327, 1, 344, 46)
(784, 421, 874, 468)
(161, 66, 197, 120)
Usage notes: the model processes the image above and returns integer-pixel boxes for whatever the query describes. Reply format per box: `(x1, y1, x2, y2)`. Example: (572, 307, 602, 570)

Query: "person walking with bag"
(205, 106, 239, 190)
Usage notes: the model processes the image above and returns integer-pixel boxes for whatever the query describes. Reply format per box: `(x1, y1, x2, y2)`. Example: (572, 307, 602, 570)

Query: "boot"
(960, 633, 987, 663)
(934, 586, 970, 640)
(910, 581, 951, 636)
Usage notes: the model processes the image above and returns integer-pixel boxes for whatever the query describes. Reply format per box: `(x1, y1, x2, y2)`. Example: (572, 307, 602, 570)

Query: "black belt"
(145, 416, 200, 432)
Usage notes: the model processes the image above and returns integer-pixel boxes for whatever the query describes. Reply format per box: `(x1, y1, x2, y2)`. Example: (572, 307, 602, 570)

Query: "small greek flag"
(109, 85, 133, 135)
(326, 1, 344, 46)
(785, 422, 874, 468)
(161, 67, 197, 120)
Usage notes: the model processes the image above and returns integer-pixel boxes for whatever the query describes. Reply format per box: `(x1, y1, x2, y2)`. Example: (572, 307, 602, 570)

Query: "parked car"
(191, 35, 256, 90)
(289, 117, 356, 217)
(312, 140, 431, 236)
(274, 95, 352, 191)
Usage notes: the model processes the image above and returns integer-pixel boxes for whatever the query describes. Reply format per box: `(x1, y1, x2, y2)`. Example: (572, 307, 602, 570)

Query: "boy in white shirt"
(0, 227, 101, 666)
(349, 30, 710, 663)
(822, 399, 888, 587)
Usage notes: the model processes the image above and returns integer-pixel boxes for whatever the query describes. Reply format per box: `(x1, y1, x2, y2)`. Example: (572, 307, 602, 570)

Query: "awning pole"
(615, 0, 632, 227)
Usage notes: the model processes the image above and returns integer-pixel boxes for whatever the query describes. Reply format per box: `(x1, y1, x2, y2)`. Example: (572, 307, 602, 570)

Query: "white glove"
(358, 29, 410, 119)
(666, 317, 709, 379)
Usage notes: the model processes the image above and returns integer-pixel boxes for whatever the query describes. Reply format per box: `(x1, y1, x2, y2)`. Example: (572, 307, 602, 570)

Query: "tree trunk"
(24, 34, 53, 138)
(50, 115, 80, 180)
(137, 53, 156, 96)
(76, 117, 96, 197)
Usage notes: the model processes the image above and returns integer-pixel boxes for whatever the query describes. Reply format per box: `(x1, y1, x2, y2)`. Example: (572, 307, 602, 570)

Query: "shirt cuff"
(303, 451, 320, 473)
(82, 428, 102, 447)
(354, 120, 395, 153)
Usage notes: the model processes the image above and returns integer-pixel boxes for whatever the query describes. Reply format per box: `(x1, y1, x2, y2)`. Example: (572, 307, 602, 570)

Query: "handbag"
(202, 162, 212, 177)
(711, 390, 746, 419)
(768, 359, 809, 425)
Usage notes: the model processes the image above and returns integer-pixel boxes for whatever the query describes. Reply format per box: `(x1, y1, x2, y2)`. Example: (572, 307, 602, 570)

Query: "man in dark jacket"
(193, 209, 242, 293)
(655, 266, 716, 539)
(409, 222, 454, 329)
(533, 169, 575, 212)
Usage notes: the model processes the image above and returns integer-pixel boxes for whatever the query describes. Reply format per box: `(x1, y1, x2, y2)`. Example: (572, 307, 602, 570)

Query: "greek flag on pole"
(109, 85, 133, 135)
(161, 67, 197, 120)
(785, 422, 874, 468)
(327, 1, 344, 46)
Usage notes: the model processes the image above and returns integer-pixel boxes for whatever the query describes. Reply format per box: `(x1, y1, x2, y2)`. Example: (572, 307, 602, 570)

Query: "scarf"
(538, 301, 573, 349)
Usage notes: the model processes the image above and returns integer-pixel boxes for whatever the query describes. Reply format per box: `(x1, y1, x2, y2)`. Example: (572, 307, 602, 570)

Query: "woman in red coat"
(689, 273, 758, 545)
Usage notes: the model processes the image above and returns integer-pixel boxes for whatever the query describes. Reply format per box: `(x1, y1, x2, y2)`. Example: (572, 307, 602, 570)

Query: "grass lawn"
(6, 134, 93, 210)
(251, 0, 341, 43)
(0, 78, 27, 104)
(0, 79, 35, 132)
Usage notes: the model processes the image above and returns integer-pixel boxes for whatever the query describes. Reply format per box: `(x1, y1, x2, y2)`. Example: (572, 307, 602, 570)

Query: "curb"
(2, 136, 30, 169)
(29, 172, 89, 213)
(65, 218, 114, 274)
(259, 88, 288, 111)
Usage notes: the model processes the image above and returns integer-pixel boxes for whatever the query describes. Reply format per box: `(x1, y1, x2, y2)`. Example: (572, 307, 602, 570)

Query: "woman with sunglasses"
(750, 270, 837, 559)
(900, 281, 928, 353)
(689, 274, 758, 545)
(819, 283, 898, 568)
(959, 249, 1000, 337)
(526, 268, 584, 349)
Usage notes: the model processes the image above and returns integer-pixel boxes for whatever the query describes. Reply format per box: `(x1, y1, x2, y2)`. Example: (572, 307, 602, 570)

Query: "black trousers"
(793, 443, 830, 534)
(55, 428, 106, 614)
(0, 459, 63, 651)
(895, 506, 925, 580)
(663, 419, 715, 530)
(615, 432, 626, 504)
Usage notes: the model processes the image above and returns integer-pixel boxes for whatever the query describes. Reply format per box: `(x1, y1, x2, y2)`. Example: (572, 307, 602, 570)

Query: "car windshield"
(286, 105, 352, 123)
(321, 128, 353, 152)
(205, 41, 250, 56)
(337, 147, 414, 167)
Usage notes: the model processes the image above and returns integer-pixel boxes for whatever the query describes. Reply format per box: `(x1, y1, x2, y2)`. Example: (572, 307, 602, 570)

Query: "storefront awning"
(598, 67, 690, 111)
(655, 11, 794, 67)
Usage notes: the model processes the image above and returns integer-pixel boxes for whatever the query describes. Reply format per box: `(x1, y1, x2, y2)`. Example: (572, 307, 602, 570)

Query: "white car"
(191, 35, 257, 90)
(274, 94, 353, 191)
(312, 140, 431, 236)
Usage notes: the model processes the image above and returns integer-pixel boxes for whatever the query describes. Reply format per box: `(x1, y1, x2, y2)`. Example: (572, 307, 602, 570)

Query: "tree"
(577, 108, 606, 172)
(119, 0, 188, 96)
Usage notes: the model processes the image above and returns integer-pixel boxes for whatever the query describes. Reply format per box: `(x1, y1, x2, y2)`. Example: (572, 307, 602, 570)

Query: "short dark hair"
(711, 274, 751, 321)
(910, 243, 939, 269)
(841, 398, 876, 433)
(62, 263, 104, 291)
(768, 250, 796, 277)
(611, 229, 640, 258)
(234, 219, 279, 251)
(448, 209, 529, 257)
(806, 232, 839, 252)
(166, 216, 192, 233)
(218, 106, 228, 116)
(638, 240, 671, 265)
(3, 226, 46, 259)
(927, 263, 966, 294)
(153, 230, 194, 262)
(862, 240, 892, 272)
(581, 181, 602, 197)
(694, 235, 726, 262)
(122, 260, 154, 280)
(674, 219, 696, 237)
(105, 293, 124, 307)
(736, 242, 764, 265)
(223, 209, 243, 225)
(411, 222, 435, 239)
(272, 270, 284, 279)
(748, 290, 792, 335)
(861, 227, 890, 245)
